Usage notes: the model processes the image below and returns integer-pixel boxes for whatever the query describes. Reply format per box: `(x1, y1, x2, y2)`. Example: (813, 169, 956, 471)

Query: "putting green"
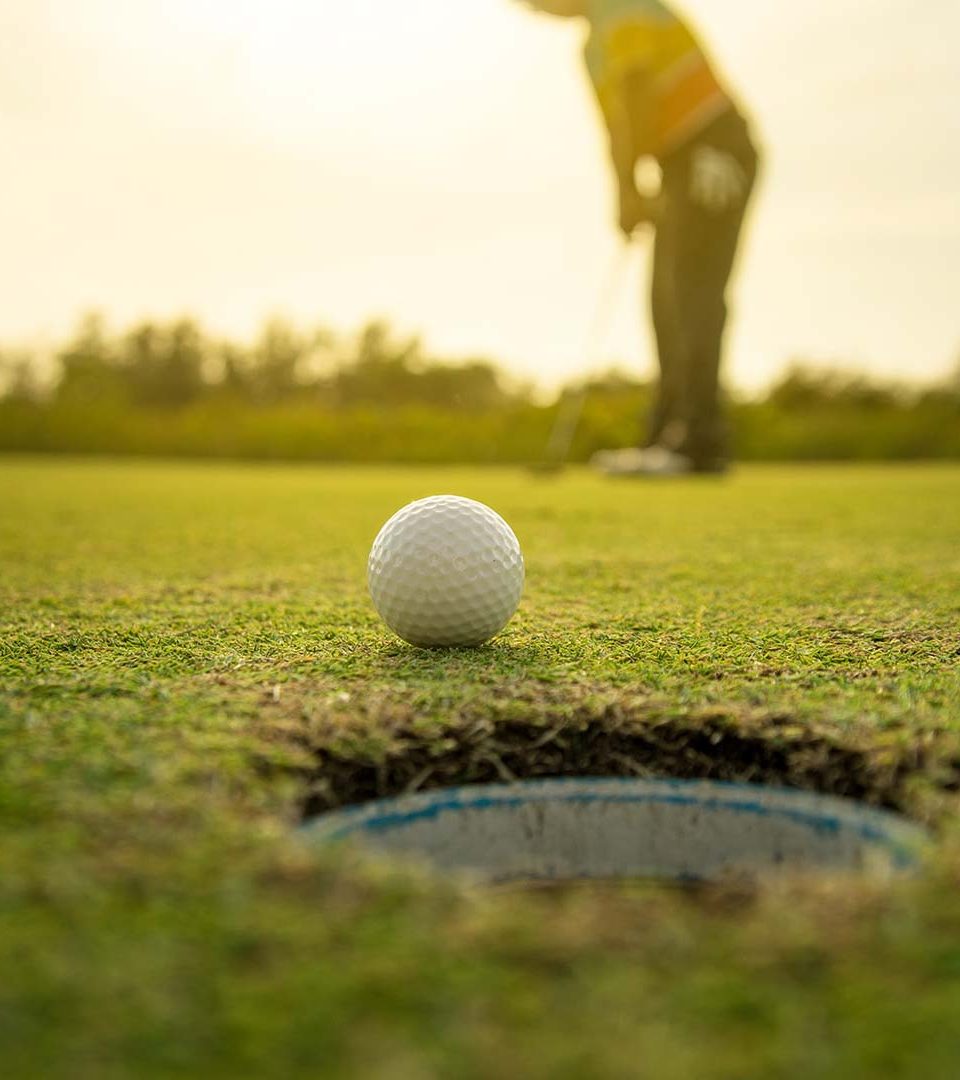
(2, 458, 960, 1077)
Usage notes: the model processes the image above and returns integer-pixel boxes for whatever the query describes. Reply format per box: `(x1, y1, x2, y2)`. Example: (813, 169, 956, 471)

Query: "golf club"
(530, 240, 635, 475)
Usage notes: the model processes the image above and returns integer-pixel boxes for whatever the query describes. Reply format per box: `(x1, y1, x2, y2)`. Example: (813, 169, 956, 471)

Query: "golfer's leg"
(647, 186, 685, 449)
(677, 150, 757, 467)
(682, 275, 729, 466)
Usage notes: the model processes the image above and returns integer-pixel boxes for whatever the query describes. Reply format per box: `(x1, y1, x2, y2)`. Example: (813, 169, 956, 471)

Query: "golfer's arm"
(606, 112, 638, 200)
(603, 68, 655, 199)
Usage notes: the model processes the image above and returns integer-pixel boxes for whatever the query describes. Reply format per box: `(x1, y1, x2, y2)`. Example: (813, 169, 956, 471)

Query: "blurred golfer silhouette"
(522, 0, 760, 474)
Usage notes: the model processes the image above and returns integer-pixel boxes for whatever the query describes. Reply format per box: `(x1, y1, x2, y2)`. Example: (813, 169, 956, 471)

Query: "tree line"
(1, 314, 958, 462)
(0, 315, 520, 411)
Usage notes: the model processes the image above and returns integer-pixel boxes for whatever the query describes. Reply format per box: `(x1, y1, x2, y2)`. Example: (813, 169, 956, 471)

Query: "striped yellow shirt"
(584, 0, 733, 158)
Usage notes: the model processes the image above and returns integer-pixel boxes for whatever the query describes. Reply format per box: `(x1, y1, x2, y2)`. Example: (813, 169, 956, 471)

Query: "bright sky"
(3, 0, 959, 391)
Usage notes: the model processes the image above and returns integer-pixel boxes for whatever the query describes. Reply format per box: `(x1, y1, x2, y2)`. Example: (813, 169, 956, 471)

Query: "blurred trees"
(56, 315, 123, 405)
(767, 364, 905, 411)
(327, 322, 512, 410)
(54, 315, 207, 407)
(27, 313, 519, 412)
(1, 313, 958, 461)
(0, 348, 40, 403)
(122, 320, 207, 407)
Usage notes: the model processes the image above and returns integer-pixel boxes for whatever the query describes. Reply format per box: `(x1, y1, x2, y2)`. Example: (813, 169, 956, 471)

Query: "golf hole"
(300, 777, 929, 886)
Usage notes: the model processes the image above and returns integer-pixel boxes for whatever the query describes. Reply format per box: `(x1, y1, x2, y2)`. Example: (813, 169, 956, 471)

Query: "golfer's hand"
(618, 190, 662, 236)
(689, 146, 748, 213)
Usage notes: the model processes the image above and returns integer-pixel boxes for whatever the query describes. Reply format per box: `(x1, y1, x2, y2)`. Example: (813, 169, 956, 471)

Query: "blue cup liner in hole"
(300, 777, 929, 885)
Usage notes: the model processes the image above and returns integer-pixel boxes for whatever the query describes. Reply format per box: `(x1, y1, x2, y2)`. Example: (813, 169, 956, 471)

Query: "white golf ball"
(368, 495, 524, 648)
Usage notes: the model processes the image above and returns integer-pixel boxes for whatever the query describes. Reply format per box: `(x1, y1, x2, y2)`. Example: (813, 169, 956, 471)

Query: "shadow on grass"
(362, 638, 551, 679)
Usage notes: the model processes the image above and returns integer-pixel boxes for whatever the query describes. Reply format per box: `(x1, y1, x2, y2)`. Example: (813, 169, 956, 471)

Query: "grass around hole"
(279, 683, 960, 823)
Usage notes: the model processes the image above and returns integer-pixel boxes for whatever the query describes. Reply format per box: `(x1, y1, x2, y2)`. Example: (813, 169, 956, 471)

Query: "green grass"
(3, 457, 960, 1078)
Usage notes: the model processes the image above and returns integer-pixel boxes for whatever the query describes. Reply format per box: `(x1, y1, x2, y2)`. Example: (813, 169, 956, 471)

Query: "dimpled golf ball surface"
(368, 496, 524, 647)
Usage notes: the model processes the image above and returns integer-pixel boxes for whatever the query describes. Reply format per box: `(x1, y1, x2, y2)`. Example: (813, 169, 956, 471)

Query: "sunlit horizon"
(3, 0, 959, 392)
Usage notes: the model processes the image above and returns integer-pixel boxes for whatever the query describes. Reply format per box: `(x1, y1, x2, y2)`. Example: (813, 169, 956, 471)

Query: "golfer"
(522, 0, 760, 474)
